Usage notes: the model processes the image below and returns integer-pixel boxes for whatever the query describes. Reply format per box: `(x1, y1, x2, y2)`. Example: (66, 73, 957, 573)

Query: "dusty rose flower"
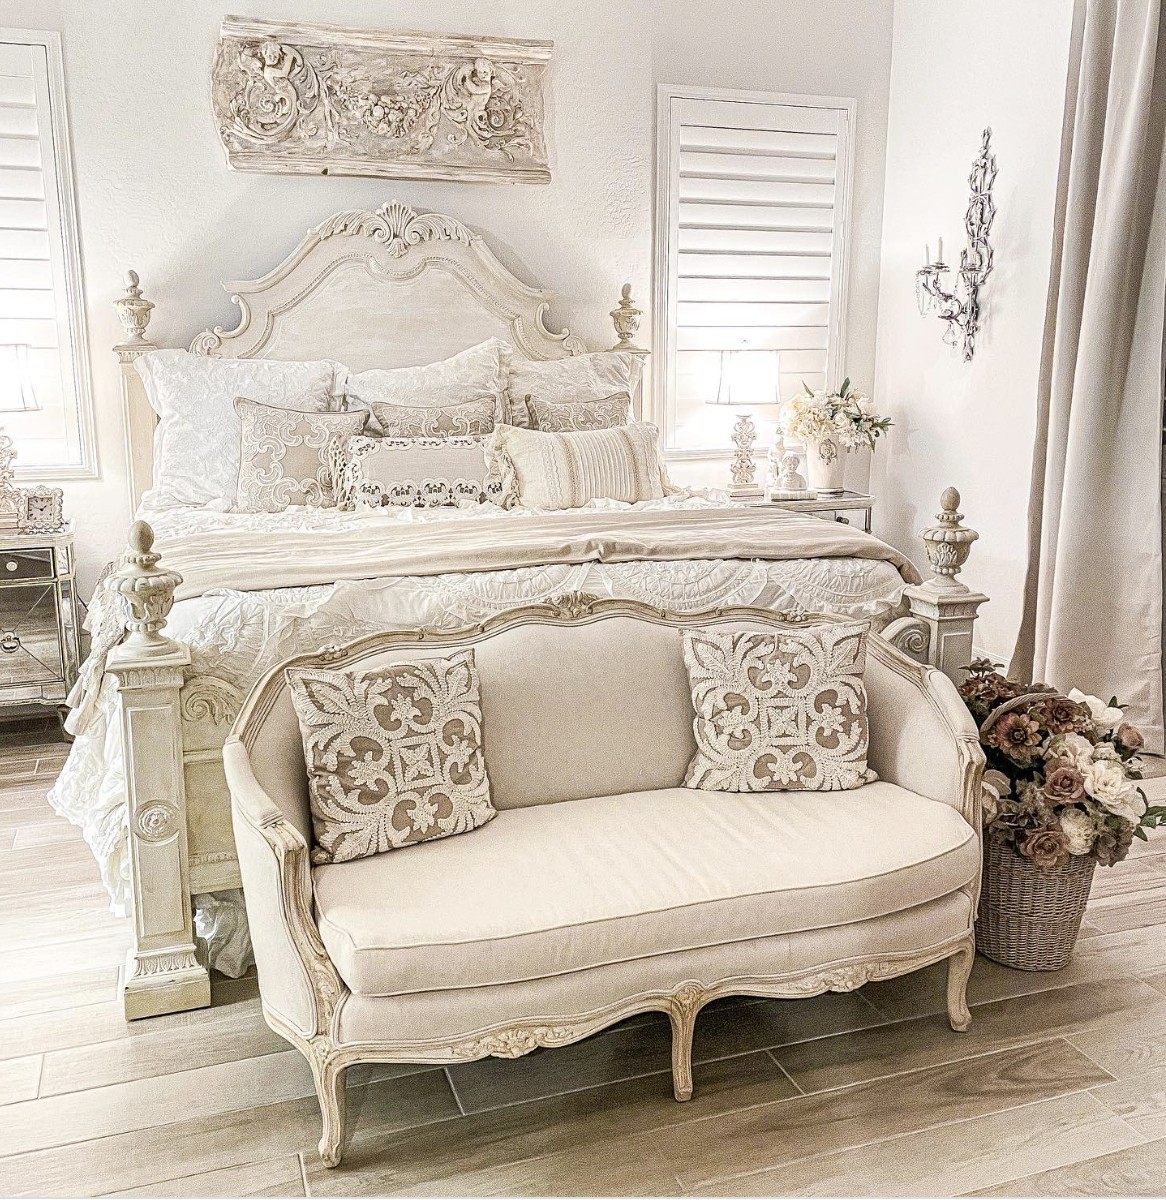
(1019, 825, 1072, 870)
(1115, 722, 1145, 752)
(988, 711, 1043, 763)
(1044, 761, 1085, 804)
(1034, 696, 1090, 735)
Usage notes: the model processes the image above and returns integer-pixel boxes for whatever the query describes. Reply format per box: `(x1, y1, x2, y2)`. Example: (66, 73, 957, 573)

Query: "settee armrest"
(864, 636, 985, 831)
(224, 737, 345, 1040)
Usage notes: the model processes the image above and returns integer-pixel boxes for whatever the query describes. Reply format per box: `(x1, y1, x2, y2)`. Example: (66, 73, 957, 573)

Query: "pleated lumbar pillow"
(287, 650, 495, 864)
(683, 622, 876, 792)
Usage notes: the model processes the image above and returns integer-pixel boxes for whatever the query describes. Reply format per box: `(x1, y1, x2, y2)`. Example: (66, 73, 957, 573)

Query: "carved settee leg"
(669, 985, 702, 1101)
(946, 940, 975, 1032)
(312, 1052, 348, 1168)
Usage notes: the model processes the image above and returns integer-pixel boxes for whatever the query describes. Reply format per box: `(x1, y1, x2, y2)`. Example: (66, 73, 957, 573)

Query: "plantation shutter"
(656, 89, 853, 454)
(0, 33, 91, 473)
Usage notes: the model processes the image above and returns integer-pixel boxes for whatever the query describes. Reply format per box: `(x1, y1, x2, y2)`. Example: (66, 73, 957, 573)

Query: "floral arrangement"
(960, 661, 1166, 869)
(779, 378, 892, 455)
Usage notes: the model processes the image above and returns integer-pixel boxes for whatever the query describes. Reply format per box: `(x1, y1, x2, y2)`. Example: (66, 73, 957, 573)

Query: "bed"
(48, 200, 986, 1020)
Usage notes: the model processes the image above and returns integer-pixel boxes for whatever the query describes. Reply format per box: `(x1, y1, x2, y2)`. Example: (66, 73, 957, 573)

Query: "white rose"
(1068, 688, 1124, 729)
(1082, 759, 1146, 824)
(1091, 741, 1121, 763)
(1058, 808, 1095, 856)
(1048, 732, 1095, 770)
(855, 394, 876, 415)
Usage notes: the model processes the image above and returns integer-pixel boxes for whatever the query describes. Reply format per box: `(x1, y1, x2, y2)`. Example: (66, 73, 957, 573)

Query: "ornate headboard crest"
(312, 200, 474, 257)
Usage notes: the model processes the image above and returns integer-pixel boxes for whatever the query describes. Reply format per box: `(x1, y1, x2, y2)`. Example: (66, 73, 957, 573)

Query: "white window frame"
(1, 27, 95, 480)
(652, 83, 856, 461)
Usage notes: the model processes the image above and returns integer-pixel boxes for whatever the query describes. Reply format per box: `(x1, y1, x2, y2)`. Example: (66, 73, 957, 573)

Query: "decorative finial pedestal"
(899, 488, 988, 685)
(728, 413, 763, 498)
(105, 522, 208, 1020)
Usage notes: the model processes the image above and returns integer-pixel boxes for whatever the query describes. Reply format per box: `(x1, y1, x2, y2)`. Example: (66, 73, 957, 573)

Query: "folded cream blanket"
(162, 505, 921, 602)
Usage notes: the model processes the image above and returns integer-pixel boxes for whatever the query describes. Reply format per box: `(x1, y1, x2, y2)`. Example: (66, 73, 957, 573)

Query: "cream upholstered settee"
(224, 598, 985, 1167)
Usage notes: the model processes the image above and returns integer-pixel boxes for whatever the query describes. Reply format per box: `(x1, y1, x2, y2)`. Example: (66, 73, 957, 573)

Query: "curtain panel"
(1013, 0, 1166, 751)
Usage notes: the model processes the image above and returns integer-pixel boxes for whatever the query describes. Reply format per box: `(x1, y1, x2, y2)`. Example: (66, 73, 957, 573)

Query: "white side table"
(750, 490, 875, 534)
(0, 523, 81, 720)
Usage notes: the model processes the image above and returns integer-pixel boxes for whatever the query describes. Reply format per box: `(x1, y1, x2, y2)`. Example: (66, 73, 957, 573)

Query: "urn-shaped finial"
(610, 283, 644, 350)
(105, 521, 183, 653)
(115, 270, 155, 347)
(920, 487, 979, 590)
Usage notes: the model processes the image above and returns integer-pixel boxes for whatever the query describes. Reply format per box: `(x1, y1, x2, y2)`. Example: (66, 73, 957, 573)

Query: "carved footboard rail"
(102, 495, 987, 1020)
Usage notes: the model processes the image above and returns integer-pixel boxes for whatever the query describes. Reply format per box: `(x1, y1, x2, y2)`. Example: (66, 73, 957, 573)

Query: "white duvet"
(49, 493, 910, 976)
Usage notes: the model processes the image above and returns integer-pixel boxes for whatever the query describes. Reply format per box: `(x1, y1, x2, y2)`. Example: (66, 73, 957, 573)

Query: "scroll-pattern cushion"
(333, 434, 503, 509)
(682, 623, 876, 792)
(525, 391, 631, 433)
(486, 421, 668, 510)
(287, 651, 495, 864)
(342, 339, 510, 428)
(371, 397, 496, 438)
(507, 351, 643, 430)
(234, 398, 365, 512)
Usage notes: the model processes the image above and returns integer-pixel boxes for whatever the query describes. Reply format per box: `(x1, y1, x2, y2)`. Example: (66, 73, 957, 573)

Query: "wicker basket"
(976, 831, 1095, 971)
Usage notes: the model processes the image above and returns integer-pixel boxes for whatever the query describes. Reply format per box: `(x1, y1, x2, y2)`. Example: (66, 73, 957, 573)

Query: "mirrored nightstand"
(748, 491, 875, 533)
(0, 524, 81, 721)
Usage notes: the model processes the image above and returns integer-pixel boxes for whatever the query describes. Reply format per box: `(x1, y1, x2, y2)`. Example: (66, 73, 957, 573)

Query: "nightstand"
(754, 490, 874, 533)
(0, 524, 81, 720)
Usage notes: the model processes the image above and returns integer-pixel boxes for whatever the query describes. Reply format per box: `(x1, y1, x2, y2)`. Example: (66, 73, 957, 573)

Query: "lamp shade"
(712, 349, 781, 407)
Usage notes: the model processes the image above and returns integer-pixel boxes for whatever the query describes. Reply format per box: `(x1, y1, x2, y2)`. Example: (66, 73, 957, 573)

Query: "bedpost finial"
(610, 283, 644, 351)
(106, 520, 183, 654)
(920, 486, 978, 590)
(115, 270, 155, 348)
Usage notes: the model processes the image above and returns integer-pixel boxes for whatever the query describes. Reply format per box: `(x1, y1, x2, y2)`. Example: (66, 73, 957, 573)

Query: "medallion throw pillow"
(234, 397, 365, 512)
(525, 391, 632, 432)
(287, 651, 495, 864)
(371, 396, 496, 439)
(683, 622, 875, 792)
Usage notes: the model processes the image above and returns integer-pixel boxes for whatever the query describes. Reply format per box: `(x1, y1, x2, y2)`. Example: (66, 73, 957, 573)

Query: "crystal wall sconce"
(915, 127, 998, 361)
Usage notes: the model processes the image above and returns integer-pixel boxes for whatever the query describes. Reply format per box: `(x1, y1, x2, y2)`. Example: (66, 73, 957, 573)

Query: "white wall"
(870, 0, 1075, 661)
(5, 0, 894, 590)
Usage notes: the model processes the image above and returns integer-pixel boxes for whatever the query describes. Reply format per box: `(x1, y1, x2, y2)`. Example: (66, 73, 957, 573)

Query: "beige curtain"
(1012, 0, 1166, 752)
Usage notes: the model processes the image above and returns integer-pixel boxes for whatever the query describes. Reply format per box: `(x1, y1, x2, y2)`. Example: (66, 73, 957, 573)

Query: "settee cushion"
(312, 782, 977, 996)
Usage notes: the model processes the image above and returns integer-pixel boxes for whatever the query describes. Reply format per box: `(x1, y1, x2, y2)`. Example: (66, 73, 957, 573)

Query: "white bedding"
(49, 492, 911, 976)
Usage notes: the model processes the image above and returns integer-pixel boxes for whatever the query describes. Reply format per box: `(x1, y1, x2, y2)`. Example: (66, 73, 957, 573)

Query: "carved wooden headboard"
(113, 200, 647, 511)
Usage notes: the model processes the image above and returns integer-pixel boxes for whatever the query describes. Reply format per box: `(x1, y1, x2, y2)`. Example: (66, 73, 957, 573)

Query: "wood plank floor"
(3, 728, 1166, 1198)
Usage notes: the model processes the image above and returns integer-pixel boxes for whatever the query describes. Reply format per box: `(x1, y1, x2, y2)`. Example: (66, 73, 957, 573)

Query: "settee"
(224, 597, 985, 1167)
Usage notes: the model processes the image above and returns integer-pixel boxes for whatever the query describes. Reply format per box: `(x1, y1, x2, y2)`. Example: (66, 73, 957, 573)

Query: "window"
(654, 85, 854, 458)
(0, 29, 93, 477)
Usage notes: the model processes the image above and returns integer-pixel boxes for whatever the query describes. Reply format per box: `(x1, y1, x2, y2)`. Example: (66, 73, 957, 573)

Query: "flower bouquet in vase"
(778, 379, 891, 495)
(960, 662, 1166, 971)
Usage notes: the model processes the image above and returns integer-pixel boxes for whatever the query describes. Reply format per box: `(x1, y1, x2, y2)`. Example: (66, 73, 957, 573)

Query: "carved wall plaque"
(211, 16, 552, 184)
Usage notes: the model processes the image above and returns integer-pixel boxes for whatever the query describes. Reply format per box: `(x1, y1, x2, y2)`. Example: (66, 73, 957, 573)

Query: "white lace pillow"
(371, 397, 496, 439)
(683, 623, 876, 793)
(135, 350, 339, 511)
(287, 651, 495, 864)
(342, 340, 510, 430)
(334, 435, 503, 509)
(234, 398, 365, 513)
(525, 391, 631, 432)
(486, 422, 668, 510)
(507, 351, 643, 429)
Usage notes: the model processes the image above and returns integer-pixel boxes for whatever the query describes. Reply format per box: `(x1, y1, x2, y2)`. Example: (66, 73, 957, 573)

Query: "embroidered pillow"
(525, 391, 632, 433)
(371, 397, 496, 439)
(486, 422, 669, 510)
(333, 434, 503, 509)
(341, 340, 510, 429)
(682, 623, 876, 792)
(134, 350, 340, 511)
(287, 651, 495, 864)
(234, 398, 365, 513)
(506, 351, 643, 429)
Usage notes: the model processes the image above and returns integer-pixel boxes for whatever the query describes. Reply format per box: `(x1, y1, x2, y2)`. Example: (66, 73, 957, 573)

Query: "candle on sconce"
(925, 243, 930, 267)
(937, 236, 944, 263)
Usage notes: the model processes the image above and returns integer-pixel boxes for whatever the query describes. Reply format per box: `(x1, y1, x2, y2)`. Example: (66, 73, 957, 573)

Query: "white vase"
(805, 436, 848, 495)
